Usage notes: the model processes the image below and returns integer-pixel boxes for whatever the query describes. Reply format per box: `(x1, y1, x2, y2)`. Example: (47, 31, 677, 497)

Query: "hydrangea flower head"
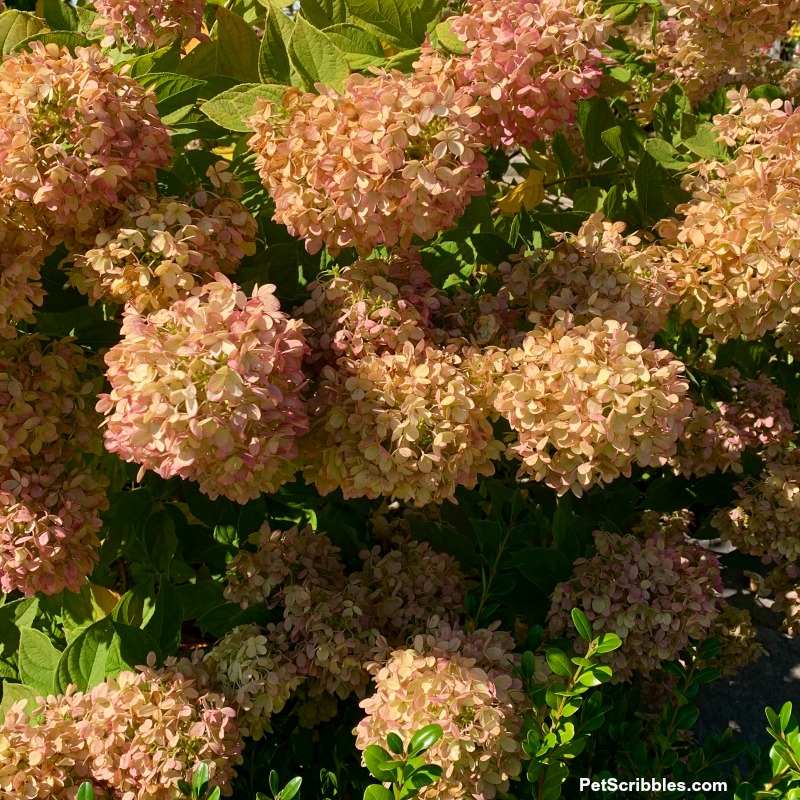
(0, 43, 173, 243)
(97, 276, 309, 503)
(92, 0, 207, 49)
(248, 60, 488, 255)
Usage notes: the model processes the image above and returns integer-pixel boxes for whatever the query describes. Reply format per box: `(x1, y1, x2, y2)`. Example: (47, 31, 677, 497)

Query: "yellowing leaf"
(497, 171, 545, 216)
(212, 145, 235, 160)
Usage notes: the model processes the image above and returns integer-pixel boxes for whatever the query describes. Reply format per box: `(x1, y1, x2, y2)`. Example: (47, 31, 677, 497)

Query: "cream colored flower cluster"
(446, 0, 614, 149)
(0, 336, 107, 596)
(664, 92, 800, 341)
(92, 0, 206, 49)
(0, 44, 172, 244)
(499, 213, 683, 343)
(214, 523, 468, 734)
(355, 621, 526, 800)
(202, 623, 303, 740)
(713, 450, 800, 564)
(672, 372, 794, 478)
(646, 0, 800, 101)
(97, 277, 309, 503)
(548, 521, 723, 680)
(68, 186, 258, 313)
(298, 253, 442, 367)
(0, 657, 243, 799)
(304, 340, 504, 506)
(248, 60, 487, 256)
(0, 202, 47, 338)
(494, 316, 691, 496)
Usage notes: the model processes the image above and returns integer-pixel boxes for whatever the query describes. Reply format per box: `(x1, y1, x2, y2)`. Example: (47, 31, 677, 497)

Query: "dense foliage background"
(0, 0, 799, 797)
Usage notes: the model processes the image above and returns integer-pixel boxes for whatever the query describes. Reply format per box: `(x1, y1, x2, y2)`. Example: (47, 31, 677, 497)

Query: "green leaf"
(364, 787, 393, 800)
(140, 73, 207, 118)
(142, 508, 178, 574)
(571, 609, 592, 642)
(363, 744, 396, 782)
(643, 138, 691, 171)
(652, 82, 690, 142)
(124, 40, 182, 78)
(0, 10, 46, 56)
(192, 763, 210, 796)
(288, 16, 350, 91)
(323, 22, 385, 69)
(345, 0, 430, 49)
(280, 777, 303, 800)
(260, 3, 293, 84)
(0, 682, 39, 723)
(515, 548, 573, 594)
(43, 0, 78, 31)
(386, 731, 404, 754)
(76, 783, 95, 800)
(577, 97, 617, 163)
(202, 83, 288, 131)
(679, 113, 730, 162)
(62, 583, 118, 643)
(434, 18, 467, 55)
(13, 30, 90, 54)
(18, 627, 61, 696)
(593, 632, 623, 654)
(142, 581, 184, 657)
(301, 0, 346, 28)
(74, 5, 101, 37)
(546, 648, 572, 679)
(215, 6, 261, 82)
(54, 618, 158, 693)
(408, 723, 443, 756)
(633, 152, 670, 223)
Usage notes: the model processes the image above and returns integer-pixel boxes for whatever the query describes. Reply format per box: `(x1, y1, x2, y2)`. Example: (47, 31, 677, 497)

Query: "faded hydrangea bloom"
(0, 336, 102, 471)
(298, 253, 442, 367)
(203, 624, 303, 740)
(444, 0, 613, 149)
(499, 213, 683, 343)
(494, 316, 692, 496)
(303, 340, 504, 506)
(639, 0, 800, 102)
(712, 450, 800, 564)
(0, 656, 243, 799)
(92, 0, 207, 49)
(0, 43, 173, 243)
(68, 188, 257, 313)
(671, 372, 794, 478)
(708, 605, 767, 675)
(548, 521, 723, 680)
(356, 623, 526, 800)
(97, 276, 309, 503)
(0, 464, 107, 597)
(0, 202, 47, 338)
(224, 523, 347, 610)
(248, 58, 487, 255)
(663, 91, 800, 341)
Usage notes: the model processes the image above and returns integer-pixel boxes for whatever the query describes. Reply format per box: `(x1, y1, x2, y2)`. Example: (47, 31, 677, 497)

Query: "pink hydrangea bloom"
(356, 624, 526, 800)
(494, 316, 692, 496)
(0, 43, 173, 244)
(0, 657, 243, 799)
(499, 213, 684, 343)
(297, 253, 442, 367)
(713, 450, 800, 564)
(445, 0, 613, 148)
(303, 340, 504, 506)
(0, 463, 107, 597)
(0, 202, 47, 338)
(0, 336, 102, 472)
(92, 0, 207, 49)
(68, 190, 257, 313)
(97, 276, 310, 503)
(548, 521, 723, 680)
(248, 59, 488, 255)
(672, 372, 794, 477)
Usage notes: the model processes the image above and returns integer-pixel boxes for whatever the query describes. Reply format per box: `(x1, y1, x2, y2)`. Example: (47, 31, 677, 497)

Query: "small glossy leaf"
(593, 633, 622, 654)
(408, 723, 443, 756)
(76, 783, 95, 800)
(570, 609, 592, 642)
(546, 648, 572, 679)
(363, 744, 396, 781)
(279, 777, 302, 800)
(386, 732, 404, 755)
(363, 787, 393, 800)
